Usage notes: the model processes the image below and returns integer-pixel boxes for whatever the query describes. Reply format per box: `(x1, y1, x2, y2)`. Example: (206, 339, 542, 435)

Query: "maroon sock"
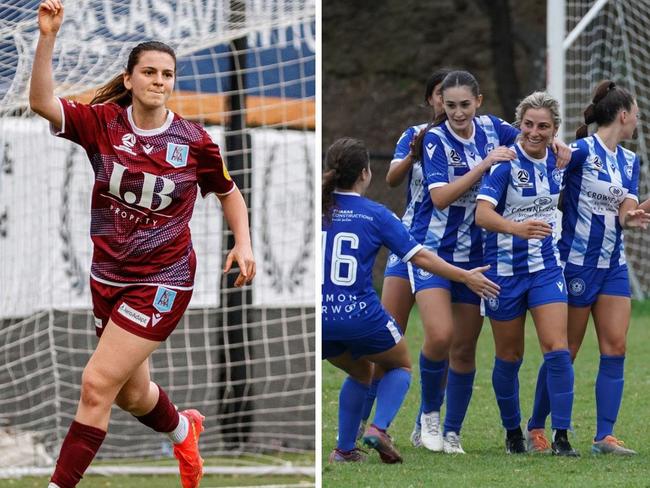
(50, 420, 106, 488)
(134, 384, 180, 433)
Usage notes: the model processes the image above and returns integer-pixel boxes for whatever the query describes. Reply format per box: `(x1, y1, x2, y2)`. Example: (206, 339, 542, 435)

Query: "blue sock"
(492, 357, 522, 430)
(544, 349, 574, 430)
(420, 353, 446, 413)
(373, 368, 411, 430)
(595, 355, 625, 441)
(443, 368, 475, 435)
(360, 379, 379, 422)
(337, 377, 369, 451)
(415, 358, 447, 428)
(528, 362, 551, 430)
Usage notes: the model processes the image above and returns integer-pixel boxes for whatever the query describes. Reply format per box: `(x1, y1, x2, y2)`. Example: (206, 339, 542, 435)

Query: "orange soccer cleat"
(173, 409, 205, 488)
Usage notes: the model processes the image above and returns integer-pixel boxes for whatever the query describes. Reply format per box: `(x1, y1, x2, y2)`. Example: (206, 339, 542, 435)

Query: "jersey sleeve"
(392, 126, 416, 163)
(52, 98, 105, 149)
(195, 129, 236, 197)
(490, 115, 520, 146)
(379, 206, 422, 262)
(626, 154, 641, 202)
(477, 162, 510, 207)
(566, 139, 589, 172)
(422, 132, 449, 189)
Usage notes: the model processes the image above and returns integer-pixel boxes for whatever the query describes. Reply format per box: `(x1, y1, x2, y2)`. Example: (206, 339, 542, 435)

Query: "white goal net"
(0, 0, 315, 477)
(556, 0, 650, 297)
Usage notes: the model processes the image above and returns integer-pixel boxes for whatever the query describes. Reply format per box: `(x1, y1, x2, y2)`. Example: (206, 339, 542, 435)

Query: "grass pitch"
(323, 300, 650, 488)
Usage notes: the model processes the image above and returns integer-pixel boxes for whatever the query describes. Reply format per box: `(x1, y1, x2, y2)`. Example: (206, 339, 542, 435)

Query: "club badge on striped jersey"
(165, 143, 189, 168)
(153, 286, 177, 313)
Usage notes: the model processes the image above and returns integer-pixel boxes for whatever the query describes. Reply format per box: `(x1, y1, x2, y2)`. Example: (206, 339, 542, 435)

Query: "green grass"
(1, 454, 315, 487)
(323, 300, 650, 488)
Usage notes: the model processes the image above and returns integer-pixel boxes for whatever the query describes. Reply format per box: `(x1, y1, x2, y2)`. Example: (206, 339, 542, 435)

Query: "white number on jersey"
(322, 231, 359, 286)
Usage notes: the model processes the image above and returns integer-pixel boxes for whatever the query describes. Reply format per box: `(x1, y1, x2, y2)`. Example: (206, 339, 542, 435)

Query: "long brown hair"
(90, 41, 177, 106)
(576, 80, 634, 139)
(322, 138, 370, 222)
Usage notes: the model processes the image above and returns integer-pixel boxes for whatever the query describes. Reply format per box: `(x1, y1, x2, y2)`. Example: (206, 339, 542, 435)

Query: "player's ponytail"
(576, 80, 634, 138)
(322, 138, 370, 222)
(91, 41, 177, 106)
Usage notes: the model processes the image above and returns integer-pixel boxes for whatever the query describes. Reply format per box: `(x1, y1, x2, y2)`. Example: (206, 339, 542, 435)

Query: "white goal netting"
(0, 0, 315, 477)
(563, 0, 650, 297)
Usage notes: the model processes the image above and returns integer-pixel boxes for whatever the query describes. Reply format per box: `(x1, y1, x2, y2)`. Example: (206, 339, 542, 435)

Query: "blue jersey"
(477, 144, 564, 276)
(559, 134, 640, 268)
(410, 115, 519, 265)
(322, 192, 422, 338)
(392, 123, 427, 229)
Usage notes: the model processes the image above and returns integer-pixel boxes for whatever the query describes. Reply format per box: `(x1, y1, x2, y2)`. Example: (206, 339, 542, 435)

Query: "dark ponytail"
(576, 80, 634, 138)
(322, 138, 370, 221)
(90, 41, 177, 106)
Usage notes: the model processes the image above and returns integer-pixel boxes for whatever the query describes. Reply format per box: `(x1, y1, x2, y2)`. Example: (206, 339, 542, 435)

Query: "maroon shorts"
(90, 279, 193, 342)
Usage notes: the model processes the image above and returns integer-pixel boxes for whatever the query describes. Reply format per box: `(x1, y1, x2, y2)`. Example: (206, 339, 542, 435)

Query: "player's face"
(124, 50, 176, 110)
(427, 83, 444, 117)
(519, 107, 556, 158)
(442, 86, 482, 137)
(621, 100, 639, 140)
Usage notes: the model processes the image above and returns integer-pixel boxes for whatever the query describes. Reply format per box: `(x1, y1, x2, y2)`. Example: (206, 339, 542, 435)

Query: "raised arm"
(386, 129, 422, 187)
(29, 0, 64, 129)
(218, 188, 256, 287)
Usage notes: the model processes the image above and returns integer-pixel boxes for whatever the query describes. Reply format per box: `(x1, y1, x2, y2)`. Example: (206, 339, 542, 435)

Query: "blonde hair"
(514, 91, 561, 130)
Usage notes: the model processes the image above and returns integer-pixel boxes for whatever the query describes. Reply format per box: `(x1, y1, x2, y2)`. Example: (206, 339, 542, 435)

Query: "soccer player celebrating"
(322, 137, 499, 464)
(30, 1, 255, 487)
(475, 92, 578, 457)
(527, 81, 650, 456)
(359, 68, 451, 448)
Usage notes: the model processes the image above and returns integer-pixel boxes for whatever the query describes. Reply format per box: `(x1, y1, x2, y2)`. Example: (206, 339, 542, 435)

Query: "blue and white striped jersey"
(409, 115, 519, 265)
(477, 144, 564, 276)
(322, 192, 422, 336)
(392, 123, 427, 229)
(559, 134, 640, 268)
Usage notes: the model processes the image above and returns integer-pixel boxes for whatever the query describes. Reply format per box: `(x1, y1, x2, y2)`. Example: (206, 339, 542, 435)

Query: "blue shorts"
(383, 253, 410, 280)
(411, 261, 481, 305)
(322, 314, 403, 360)
(482, 267, 567, 321)
(564, 262, 630, 307)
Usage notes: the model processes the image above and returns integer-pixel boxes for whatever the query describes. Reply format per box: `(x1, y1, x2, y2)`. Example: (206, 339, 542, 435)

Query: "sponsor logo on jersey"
(448, 149, 466, 167)
(387, 253, 400, 267)
(534, 196, 553, 206)
(569, 278, 586, 296)
(589, 155, 603, 172)
(117, 302, 150, 327)
(165, 143, 189, 168)
(486, 296, 499, 310)
(153, 286, 177, 313)
(609, 186, 624, 197)
(142, 143, 155, 154)
(551, 168, 564, 186)
(113, 133, 137, 155)
(417, 268, 432, 279)
(108, 162, 176, 212)
(152, 313, 163, 326)
(514, 169, 533, 188)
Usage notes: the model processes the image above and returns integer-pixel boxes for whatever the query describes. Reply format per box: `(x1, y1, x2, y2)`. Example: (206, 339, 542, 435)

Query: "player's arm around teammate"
(475, 91, 578, 457)
(322, 138, 498, 464)
(31, 2, 254, 487)
(527, 81, 649, 456)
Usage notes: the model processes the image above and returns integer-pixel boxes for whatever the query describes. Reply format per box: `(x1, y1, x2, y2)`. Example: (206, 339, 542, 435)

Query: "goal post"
(547, 0, 650, 299)
(0, 0, 315, 478)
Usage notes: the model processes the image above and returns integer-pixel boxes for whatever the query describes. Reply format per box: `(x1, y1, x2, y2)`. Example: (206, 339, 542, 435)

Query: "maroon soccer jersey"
(54, 98, 235, 288)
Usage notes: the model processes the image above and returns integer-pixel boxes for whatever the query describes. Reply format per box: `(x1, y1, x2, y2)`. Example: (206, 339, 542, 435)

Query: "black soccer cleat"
(505, 428, 527, 454)
(551, 430, 580, 457)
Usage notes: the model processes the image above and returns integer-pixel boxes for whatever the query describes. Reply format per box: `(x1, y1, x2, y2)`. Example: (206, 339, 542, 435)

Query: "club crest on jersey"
(485, 142, 495, 154)
(569, 278, 586, 296)
(113, 133, 137, 155)
(486, 297, 499, 311)
(166, 143, 189, 168)
(514, 169, 533, 188)
(624, 163, 633, 179)
(551, 168, 564, 186)
(153, 286, 177, 313)
(387, 253, 400, 267)
(589, 155, 603, 172)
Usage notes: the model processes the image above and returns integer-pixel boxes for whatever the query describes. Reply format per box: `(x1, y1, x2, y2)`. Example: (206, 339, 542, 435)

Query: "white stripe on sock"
(168, 412, 189, 444)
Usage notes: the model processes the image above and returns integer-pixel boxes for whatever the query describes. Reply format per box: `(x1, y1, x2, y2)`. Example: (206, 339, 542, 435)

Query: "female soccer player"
(475, 91, 578, 457)
(526, 81, 650, 456)
(31, 2, 255, 487)
(322, 137, 499, 464)
(359, 68, 451, 448)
